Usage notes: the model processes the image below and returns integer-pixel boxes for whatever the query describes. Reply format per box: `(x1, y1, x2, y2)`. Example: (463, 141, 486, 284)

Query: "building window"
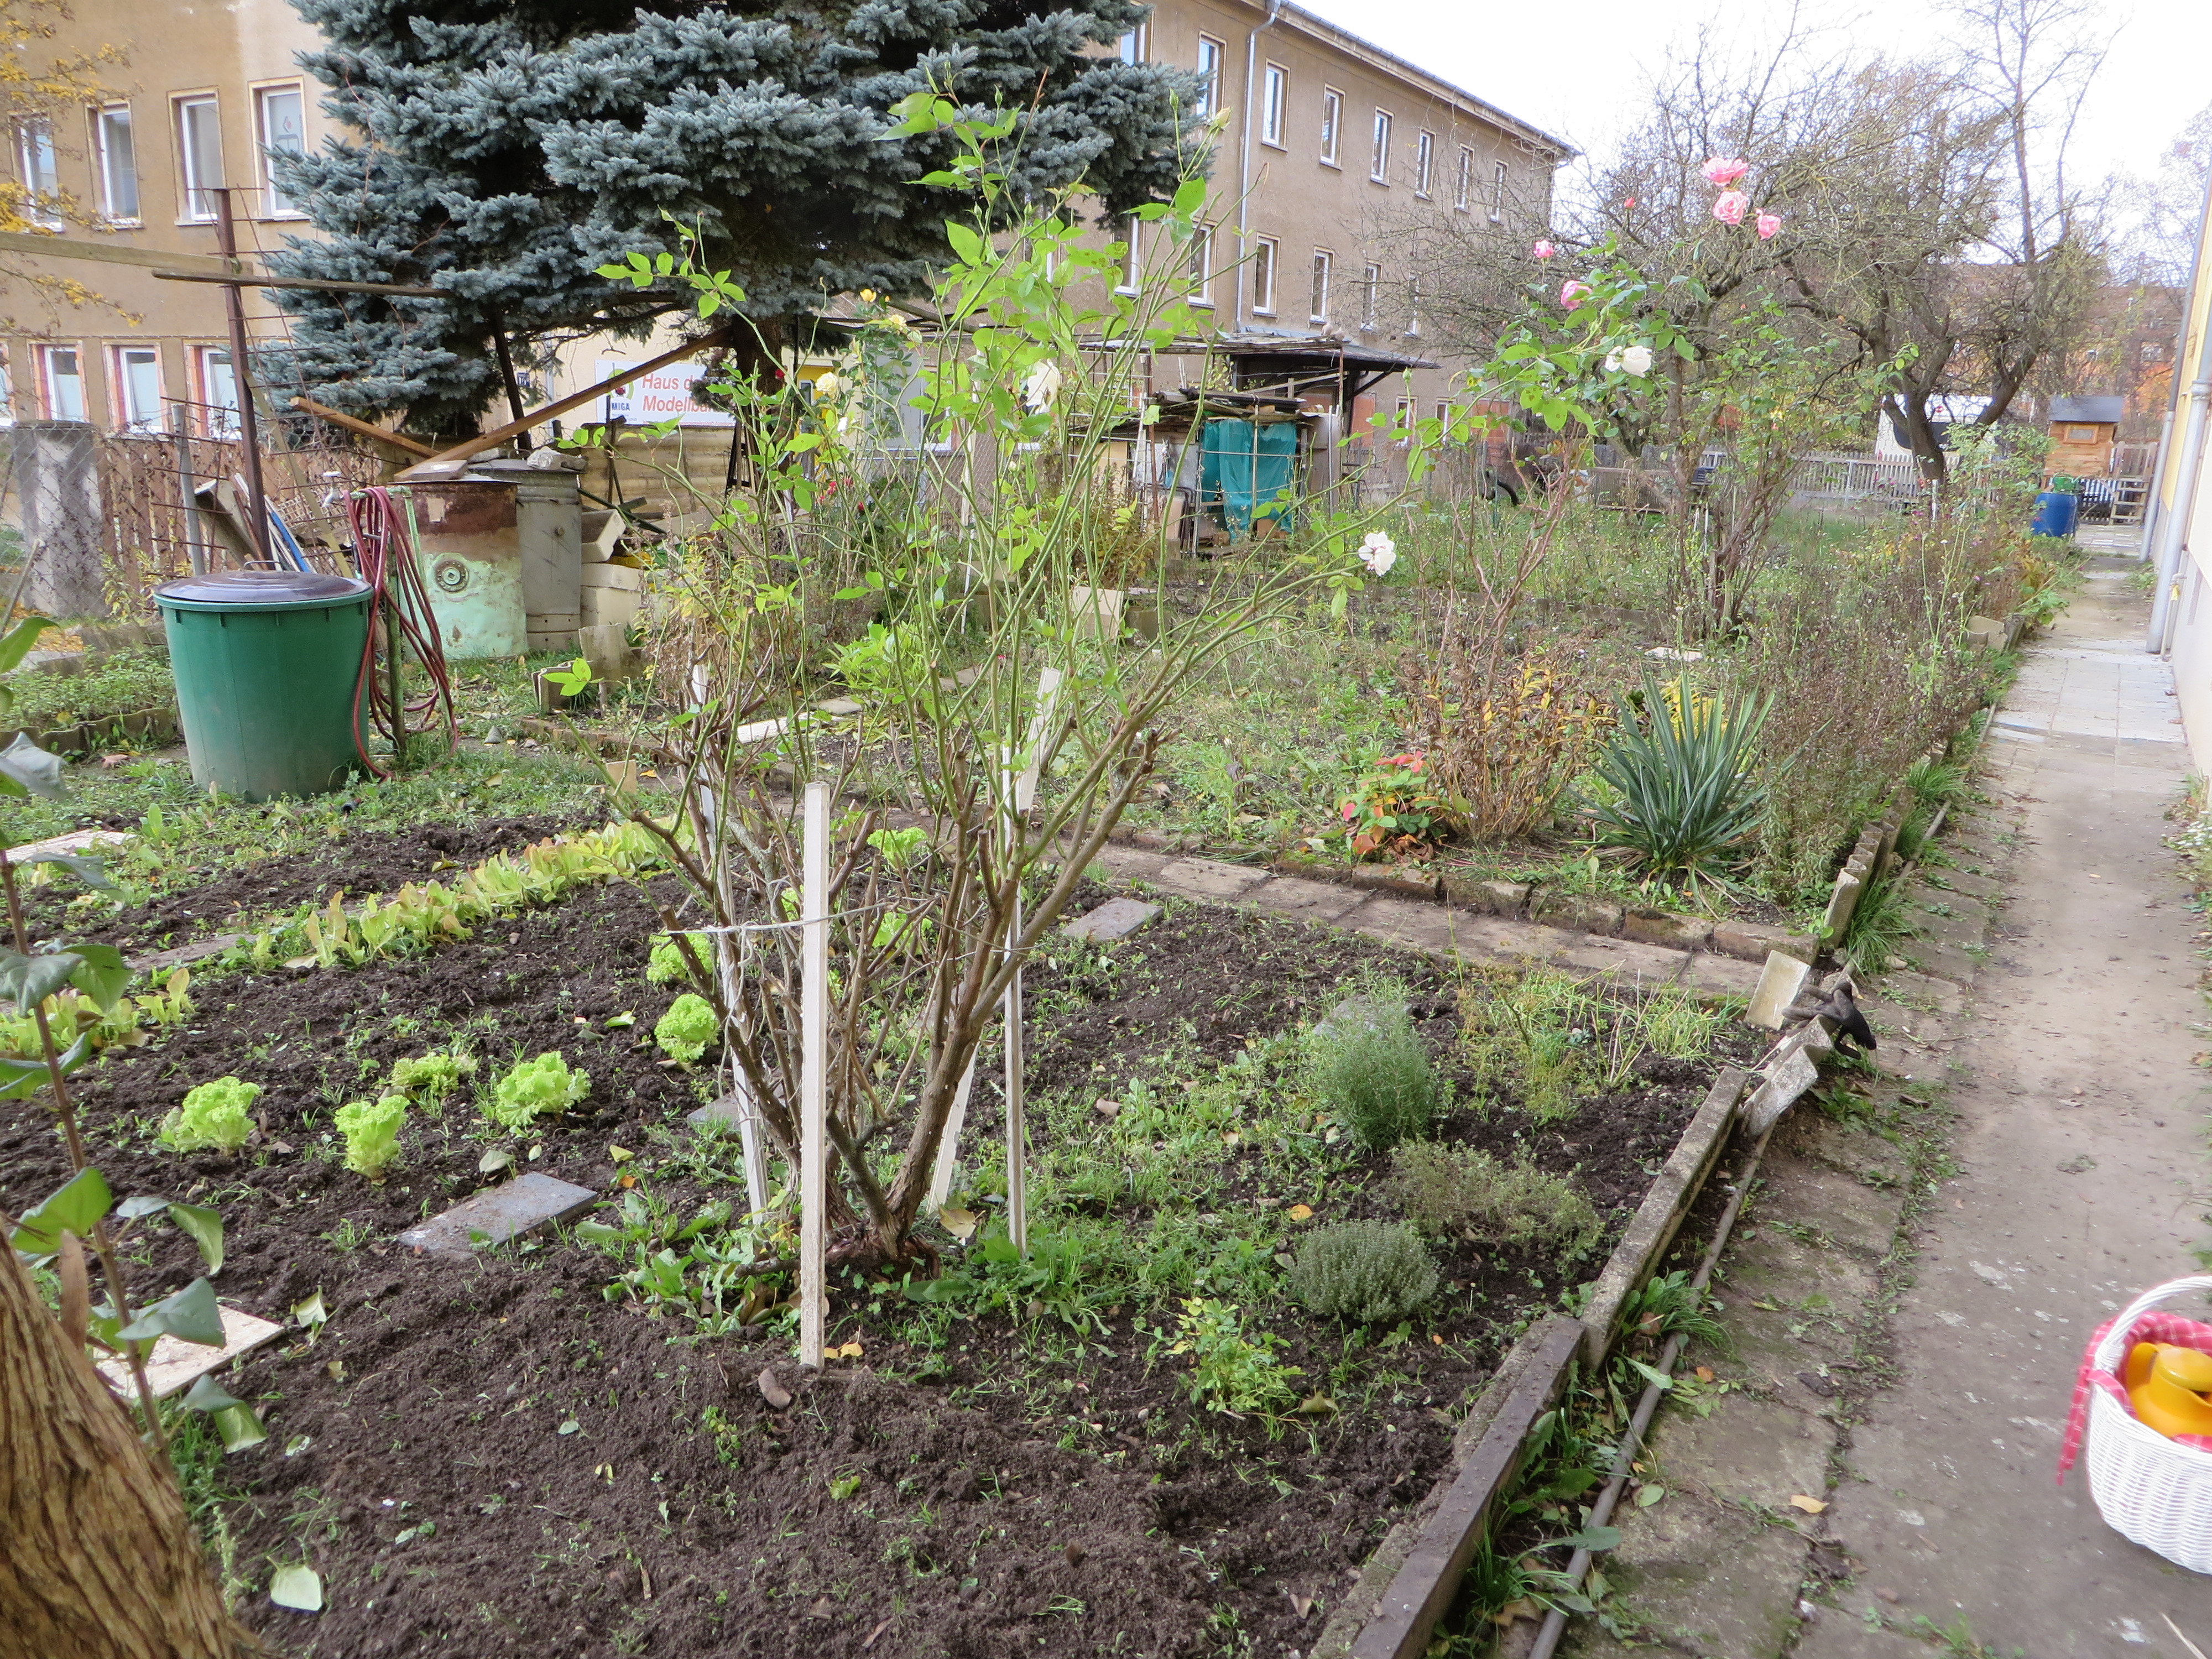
(1117, 25, 1145, 63)
(193, 345, 239, 435)
(1310, 249, 1332, 324)
(1250, 236, 1277, 316)
(38, 345, 85, 421)
(1188, 222, 1214, 307)
(176, 96, 223, 222)
(92, 105, 139, 222)
(14, 119, 61, 227)
(1434, 400, 1453, 436)
(1491, 159, 1508, 223)
(112, 346, 163, 431)
(1405, 277, 1421, 336)
(1394, 396, 1416, 446)
(1196, 36, 1224, 120)
(1261, 64, 1287, 148)
(1117, 217, 1140, 293)
(255, 85, 306, 217)
(1319, 88, 1343, 166)
(1455, 146, 1473, 212)
(1370, 110, 1392, 183)
(1414, 132, 1434, 199)
(1360, 262, 1381, 331)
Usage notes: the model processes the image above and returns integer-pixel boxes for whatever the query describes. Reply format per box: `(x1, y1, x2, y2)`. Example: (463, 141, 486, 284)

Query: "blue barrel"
(2030, 490, 2079, 538)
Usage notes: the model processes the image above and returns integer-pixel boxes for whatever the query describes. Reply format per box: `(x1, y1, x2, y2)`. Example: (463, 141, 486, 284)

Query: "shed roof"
(2047, 395, 2124, 424)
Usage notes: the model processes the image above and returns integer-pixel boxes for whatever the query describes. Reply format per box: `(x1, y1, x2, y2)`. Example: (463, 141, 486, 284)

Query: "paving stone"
(1870, 969, 1963, 1015)
(1789, 1113, 1916, 1192)
(398, 1172, 597, 1255)
(1915, 866, 2002, 900)
(1902, 908, 1986, 950)
(1151, 857, 1270, 902)
(1345, 863, 1438, 899)
(1901, 885, 1991, 926)
(1093, 843, 1174, 883)
(1343, 894, 1462, 957)
(96, 1305, 284, 1400)
(1623, 906, 1715, 950)
(687, 1094, 748, 1130)
(1678, 951, 1766, 999)
(1713, 918, 1818, 964)
(1060, 896, 1163, 941)
(1437, 873, 1527, 915)
(1755, 1156, 1908, 1259)
(132, 932, 247, 974)
(1250, 875, 1369, 924)
(12, 827, 132, 862)
(1896, 938, 1980, 984)
(1529, 888, 1624, 935)
(1553, 934, 1689, 983)
(1645, 1392, 1838, 1513)
(813, 697, 863, 716)
(1557, 1495, 1809, 1659)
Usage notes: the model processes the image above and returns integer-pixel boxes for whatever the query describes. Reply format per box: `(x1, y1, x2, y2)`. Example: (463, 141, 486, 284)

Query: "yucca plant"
(1587, 677, 1772, 882)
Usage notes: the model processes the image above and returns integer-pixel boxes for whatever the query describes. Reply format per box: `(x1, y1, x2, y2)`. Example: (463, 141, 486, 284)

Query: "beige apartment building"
(0, 0, 1564, 449)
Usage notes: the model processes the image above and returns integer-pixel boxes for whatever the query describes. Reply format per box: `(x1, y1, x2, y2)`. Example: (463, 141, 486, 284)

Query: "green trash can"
(154, 570, 372, 800)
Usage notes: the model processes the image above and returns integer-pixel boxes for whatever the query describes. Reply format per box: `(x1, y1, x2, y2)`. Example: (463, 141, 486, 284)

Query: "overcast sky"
(1296, 0, 2209, 194)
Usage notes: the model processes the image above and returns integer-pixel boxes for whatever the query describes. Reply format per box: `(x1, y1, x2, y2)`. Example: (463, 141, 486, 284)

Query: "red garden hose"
(347, 487, 457, 779)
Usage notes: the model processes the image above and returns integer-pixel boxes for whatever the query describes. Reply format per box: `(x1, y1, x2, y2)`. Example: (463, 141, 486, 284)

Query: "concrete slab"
(1869, 969, 1963, 1015)
(1092, 842, 1174, 883)
(1553, 934, 1689, 984)
(687, 1094, 746, 1129)
(398, 1172, 597, 1255)
(1896, 937, 1980, 983)
(1343, 894, 1463, 957)
(1558, 1496, 1809, 1659)
(1151, 857, 1270, 902)
(131, 932, 247, 974)
(1060, 896, 1163, 941)
(1644, 1393, 1837, 1513)
(1249, 875, 1369, 924)
(1914, 866, 2002, 900)
(1746, 952, 1812, 1030)
(1678, 951, 1765, 999)
(13, 827, 132, 862)
(97, 1304, 284, 1400)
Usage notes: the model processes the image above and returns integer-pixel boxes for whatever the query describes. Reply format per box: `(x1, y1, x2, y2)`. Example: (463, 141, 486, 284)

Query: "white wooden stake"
(925, 1051, 980, 1212)
(1001, 744, 1027, 1257)
(798, 780, 830, 1370)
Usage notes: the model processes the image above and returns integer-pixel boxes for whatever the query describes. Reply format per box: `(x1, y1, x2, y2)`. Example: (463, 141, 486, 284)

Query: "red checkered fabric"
(2060, 1311, 2212, 1483)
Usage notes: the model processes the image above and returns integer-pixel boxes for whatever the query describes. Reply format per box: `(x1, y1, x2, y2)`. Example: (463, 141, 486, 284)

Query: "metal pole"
(798, 780, 830, 1370)
(211, 187, 272, 566)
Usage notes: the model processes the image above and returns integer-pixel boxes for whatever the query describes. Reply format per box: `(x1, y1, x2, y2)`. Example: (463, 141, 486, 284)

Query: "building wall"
(1, 0, 326, 430)
(2151, 177, 2212, 777)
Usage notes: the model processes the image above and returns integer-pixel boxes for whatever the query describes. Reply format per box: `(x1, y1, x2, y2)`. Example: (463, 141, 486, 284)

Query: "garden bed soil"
(1, 839, 1752, 1658)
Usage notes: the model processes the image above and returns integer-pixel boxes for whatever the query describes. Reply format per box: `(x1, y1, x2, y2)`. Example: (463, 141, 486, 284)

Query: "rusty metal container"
(409, 482, 525, 659)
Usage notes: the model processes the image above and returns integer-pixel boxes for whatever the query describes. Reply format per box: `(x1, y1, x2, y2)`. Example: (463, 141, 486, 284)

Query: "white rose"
(815, 372, 841, 399)
(1359, 531, 1397, 576)
(1021, 359, 1064, 413)
(1621, 344, 1654, 377)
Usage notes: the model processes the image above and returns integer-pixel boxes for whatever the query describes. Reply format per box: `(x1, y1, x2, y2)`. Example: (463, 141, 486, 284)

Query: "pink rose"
(1701, 157, 1749, 186)
(1756, 212, 1781, 241)
(1712, 190, 1749, 226)
(1623, 196, 1636, 209)
(1560, 279, 1592, 308)
(1532, 238, 1557, 260)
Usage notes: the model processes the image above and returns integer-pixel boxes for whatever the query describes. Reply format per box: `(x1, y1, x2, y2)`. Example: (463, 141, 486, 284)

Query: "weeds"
(1385, 1142, 1600, 1254)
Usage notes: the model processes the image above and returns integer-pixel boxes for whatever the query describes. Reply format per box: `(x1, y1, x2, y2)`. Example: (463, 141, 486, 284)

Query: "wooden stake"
(799, 780, 830, 1370)
(925, 1052, 980, 1213)
(1001, 747, 1027, 1257)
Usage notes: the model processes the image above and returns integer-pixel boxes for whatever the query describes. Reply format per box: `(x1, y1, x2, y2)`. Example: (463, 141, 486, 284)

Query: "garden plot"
(0, 836, 1759, 1659)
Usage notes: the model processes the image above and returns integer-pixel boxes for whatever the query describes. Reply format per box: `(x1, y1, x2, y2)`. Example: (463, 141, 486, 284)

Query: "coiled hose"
(347, 487, 457, 779)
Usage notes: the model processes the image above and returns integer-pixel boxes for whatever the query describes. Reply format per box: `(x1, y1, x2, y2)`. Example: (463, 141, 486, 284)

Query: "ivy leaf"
(117, 1276, 225, 1349)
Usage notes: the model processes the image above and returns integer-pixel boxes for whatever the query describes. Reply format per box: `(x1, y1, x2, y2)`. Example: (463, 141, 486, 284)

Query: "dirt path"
(1793, 561, 2212, 1655)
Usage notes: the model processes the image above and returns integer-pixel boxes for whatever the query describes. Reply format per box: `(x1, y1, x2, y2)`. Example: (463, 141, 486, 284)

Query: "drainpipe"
(2150, 372, 2209, 655)
(1234, 0, 1286, 334)
(2148, 165, 2212, 652)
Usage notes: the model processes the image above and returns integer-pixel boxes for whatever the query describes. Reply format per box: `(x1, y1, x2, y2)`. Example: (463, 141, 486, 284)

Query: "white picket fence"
(1790, 450, 1924, 505)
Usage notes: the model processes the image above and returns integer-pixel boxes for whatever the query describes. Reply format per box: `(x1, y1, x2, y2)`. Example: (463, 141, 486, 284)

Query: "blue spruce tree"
(265, 0, 1199, 435)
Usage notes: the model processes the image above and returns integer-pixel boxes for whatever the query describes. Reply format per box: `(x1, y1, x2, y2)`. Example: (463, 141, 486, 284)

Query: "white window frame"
(194, 343, 239, 436)
(1319, 88, 1343, 167)
(1188, 222, 1214, 308)
(1310, 248, 1331, 325)
(1414, 131, 1434, 199)
(1491, 159, 1508, 223)
(1434, 400, 1453, 436)
(1369, 110, 1392, 184)
(1394, 396, 1416, 447)
(1360, 262, 1381, 331)
(14, 118, 61, 228)
(38, 344, 85, 421)
(1405, 276, 1421, 337)
(1117, 24, 1146, 64)
(93, 103, 139, 223)
(175, 94, 223, 223)
(1260, 63, 1287, 149)
(1250, 235, 1277, 316)
(1116, 217, 1141, 294)
(111, 345, 163, 432)
(1196, 35, 1225, 121)
(254, 82, 307, 218)
(1455, 145, 1473, 212)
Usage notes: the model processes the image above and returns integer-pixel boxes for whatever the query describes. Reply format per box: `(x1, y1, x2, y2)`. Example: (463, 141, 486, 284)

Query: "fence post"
(799, 780, 829, 1370)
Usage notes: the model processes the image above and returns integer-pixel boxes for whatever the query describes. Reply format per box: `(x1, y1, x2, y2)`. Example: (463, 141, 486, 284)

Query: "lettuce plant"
(485, 1052, 589, 1130)
(158, 1076, 260, 1154)
(654, 994, 718, 1065)
(646, 931, 711, 986)
(334, 1094, 407, 1180)
(388, 1050, 476, 1109)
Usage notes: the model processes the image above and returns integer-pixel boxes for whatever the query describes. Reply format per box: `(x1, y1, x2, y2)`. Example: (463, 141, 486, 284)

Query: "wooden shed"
(2046, 395, 2124, 478)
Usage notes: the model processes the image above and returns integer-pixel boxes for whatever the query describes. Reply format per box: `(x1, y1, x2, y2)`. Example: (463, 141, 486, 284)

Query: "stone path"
(1089, 843, 1768, 1000)
(1554, 560, 2212, 1657)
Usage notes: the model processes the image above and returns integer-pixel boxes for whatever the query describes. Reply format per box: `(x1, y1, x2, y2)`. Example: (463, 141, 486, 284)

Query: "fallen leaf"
(862, 1616, 895, 1650)
(1092, 1097, 1120, 1118)
(606, 1012, 636, 1029)
(1063, 1543, 1086, 1567)
(1296, 1392, 1337, 1415)
(618, 1173, 637, 1189)
(1290, 1593, 1315, 1619)
(836, 1340, 863, 1360)
(1491, 1598, 1540, 1626)
(100, 753, 128, 769)
(1695, 1366, 1715, 1383)
(557, 1419, 581, 1435)
(758, 1367, 792, 1410)
(324, 1360, 345, 1381)
(608, 1145, 634, 1163)
(1431, 1332, 1443, 1346)
(1788, 1494, 1828, 1514)
(1287, 1204, 1313, 1222)
(478, 1148, 515, 1176)
(269, 1563, 324, 1613)
(1635, 1484, 1666, 1507)
(292, 1291, 328, 1331)
(939, 1206, 979, 1244)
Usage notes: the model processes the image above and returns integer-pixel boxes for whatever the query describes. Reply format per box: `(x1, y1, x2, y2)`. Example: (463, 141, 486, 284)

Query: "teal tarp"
(1199, 419, 1298, 534)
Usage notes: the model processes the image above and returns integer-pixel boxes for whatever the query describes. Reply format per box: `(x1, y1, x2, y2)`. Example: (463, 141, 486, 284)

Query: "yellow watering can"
(2124, 1343, 2212, 1439)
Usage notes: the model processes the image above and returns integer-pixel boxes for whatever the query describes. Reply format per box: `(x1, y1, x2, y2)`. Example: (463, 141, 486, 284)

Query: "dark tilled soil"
(0, 853, 1741, 1659)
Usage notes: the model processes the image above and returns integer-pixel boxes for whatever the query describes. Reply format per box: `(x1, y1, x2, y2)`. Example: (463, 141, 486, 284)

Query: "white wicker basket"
(2084, 1276, 2212, 1574)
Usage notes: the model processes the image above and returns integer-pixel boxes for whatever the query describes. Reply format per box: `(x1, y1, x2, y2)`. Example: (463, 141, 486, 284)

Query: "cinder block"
(581, 585, 641, 628)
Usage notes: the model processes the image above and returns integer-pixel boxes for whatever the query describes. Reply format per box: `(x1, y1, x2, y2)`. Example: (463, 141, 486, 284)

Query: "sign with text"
(597, 359, 734, 427)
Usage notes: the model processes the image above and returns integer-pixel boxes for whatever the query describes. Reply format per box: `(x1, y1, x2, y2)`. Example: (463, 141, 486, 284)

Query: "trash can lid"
(155, 569, 371, 612)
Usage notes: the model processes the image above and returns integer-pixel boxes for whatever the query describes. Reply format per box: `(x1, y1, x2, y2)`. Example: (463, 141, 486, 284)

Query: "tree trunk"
(0, 1244, 264, 1659)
